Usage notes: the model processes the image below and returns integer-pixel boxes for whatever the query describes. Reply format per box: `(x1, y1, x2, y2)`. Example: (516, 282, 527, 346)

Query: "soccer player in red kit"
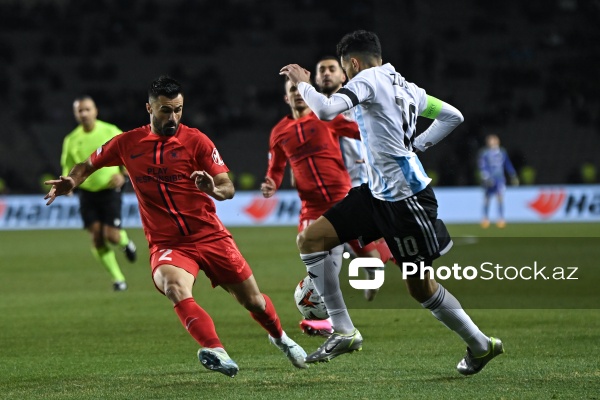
(261, 77, 359, 230)
(261, 77, 356, 337)
(262, 77, 388, 337)
(45, 76, 307, 378)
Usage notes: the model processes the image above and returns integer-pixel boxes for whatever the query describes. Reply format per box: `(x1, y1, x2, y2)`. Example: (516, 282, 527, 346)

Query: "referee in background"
(60, 95, 137, 291)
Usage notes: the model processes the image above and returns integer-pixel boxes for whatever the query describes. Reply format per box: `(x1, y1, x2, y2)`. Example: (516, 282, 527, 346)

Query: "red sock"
(374, 238, 393, 263)
(250, 294, 283, 339)
(174, 298, 223, 348)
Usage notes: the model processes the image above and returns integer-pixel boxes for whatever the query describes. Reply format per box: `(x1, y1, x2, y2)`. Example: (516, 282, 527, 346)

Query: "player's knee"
(296, 230, 321, 253)
(164, 280, 191, 303)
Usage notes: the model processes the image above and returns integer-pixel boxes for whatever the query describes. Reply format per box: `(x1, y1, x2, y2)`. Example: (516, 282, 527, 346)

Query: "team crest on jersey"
(212, 148, 224, 165)
(167, 149, 181, 160)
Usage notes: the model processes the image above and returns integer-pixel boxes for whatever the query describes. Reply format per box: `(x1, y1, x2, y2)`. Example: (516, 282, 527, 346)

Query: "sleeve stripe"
(336, 88, 359, 107)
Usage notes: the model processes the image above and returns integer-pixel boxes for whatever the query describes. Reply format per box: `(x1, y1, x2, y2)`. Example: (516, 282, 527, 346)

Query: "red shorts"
(299, 200, 340, 232)
(149, 235, 252, 291)
(347, 237, 394, 263)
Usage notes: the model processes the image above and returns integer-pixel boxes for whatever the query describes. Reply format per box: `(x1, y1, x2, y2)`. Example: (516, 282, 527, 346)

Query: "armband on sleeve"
(420, 95, 443, 119)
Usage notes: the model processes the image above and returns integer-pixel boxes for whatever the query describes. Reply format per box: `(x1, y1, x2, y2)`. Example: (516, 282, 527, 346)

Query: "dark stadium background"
(1, 0, 599, 194)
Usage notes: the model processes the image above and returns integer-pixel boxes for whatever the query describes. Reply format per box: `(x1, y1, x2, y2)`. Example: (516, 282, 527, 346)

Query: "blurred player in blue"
(478, 134, 519, 228)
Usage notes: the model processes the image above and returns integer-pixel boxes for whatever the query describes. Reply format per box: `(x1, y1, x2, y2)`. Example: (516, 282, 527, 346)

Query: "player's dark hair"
(336, 30, 382, 60)
(148, 75, 182, 101)
(74, 94, 94, 103)
(317, 55, 339, 65)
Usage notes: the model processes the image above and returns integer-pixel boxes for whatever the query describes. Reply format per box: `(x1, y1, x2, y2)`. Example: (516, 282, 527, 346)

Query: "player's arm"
(191, 171, 234, 201)
(477, 151, 494, 186)
(262, 141, 287, 198)
(503, 150, 519, 186)
(413, 96, 464, 152)
(280, 64, 350, 121)
(45, 158, 98, 205)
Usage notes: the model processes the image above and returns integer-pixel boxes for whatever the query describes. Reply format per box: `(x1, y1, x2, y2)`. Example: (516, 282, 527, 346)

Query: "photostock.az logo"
(348, 257, 385, 290)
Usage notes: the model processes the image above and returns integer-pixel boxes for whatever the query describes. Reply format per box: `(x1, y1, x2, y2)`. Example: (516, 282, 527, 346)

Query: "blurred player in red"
(44, 76, 306, 377)
(261, 74, 391, 337)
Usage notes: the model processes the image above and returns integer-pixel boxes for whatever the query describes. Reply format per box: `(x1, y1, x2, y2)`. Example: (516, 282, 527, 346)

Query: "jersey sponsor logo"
(528, 190, 566, 218)
(130, 152, 144, 159)
(243, 196, 278, 221)
(212, 148, 224, 166)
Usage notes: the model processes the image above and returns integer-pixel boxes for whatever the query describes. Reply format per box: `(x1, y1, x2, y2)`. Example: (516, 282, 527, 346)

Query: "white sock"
(421, 284, 489, 355)
(271, 331, 288, 344)
(300, 249, 355, 334)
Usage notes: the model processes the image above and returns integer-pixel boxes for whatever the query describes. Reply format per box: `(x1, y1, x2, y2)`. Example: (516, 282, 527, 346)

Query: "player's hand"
(279, 64, 311, 85)
(191, 170, 215, 194)
(44, 176, 75, 205)
(261, 176, 276, 198)
(108, 173, 126, 189)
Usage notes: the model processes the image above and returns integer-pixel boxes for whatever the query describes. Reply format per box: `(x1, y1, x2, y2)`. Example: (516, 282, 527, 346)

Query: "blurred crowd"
(0, 0, 599, 193)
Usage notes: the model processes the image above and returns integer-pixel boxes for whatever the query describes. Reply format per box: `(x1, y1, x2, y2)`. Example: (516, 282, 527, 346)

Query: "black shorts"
(78, 188, 123, 229)
(324, 184, 453, 266)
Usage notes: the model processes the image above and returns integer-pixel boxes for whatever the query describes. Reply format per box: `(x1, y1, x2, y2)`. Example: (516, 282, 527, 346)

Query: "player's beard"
(320, 85, 336, 96)
(153, 116, 178, 136)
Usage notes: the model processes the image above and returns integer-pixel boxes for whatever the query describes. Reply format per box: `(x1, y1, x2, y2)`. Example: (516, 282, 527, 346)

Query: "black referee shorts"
(78, 188, 123, 229)
(324, 184, 452, 265)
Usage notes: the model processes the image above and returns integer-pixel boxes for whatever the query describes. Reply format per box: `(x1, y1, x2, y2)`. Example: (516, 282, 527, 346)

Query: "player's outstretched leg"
(409, 274, 503, 375)
(173, 297, 240, 377)
(154, 264, 238, 377)
(91, 246, 127, 291)
(481, 193, 491, 228)
(224, 277, 307, 369)
(456, 336, 504, 375)
(304, 328, 363, 363)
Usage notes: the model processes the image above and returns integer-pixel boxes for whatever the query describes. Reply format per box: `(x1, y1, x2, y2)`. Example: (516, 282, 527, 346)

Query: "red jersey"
(90, 124, 230, 248)
(267, 112, 359, 205)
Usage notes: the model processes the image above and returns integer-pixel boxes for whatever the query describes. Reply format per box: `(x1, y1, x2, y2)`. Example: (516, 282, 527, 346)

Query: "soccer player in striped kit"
(281, 30, 504, 375)
(314, 56, 393, 303)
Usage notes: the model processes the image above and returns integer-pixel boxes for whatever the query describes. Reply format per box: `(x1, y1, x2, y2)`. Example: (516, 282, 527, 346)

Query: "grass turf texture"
(1, 223, 599, 399)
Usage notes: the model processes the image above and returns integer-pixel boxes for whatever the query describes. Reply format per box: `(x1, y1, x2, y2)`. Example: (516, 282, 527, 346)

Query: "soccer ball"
(294, 275, 329, 320)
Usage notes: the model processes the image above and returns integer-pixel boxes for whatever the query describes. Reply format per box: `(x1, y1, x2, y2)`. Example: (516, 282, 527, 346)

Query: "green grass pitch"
(1, 223, 599, 399)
